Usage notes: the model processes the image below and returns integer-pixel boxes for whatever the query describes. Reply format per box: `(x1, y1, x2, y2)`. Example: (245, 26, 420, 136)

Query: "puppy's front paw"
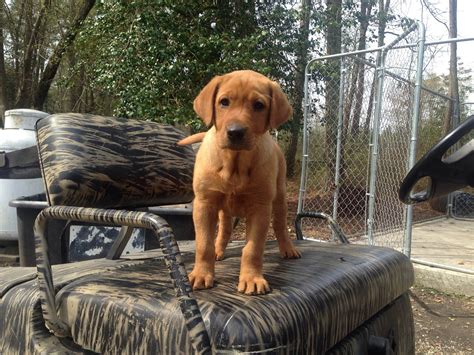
(238, 275, 271, 295)
(279, 242, 302, 259)
(189, 269, 214, 290)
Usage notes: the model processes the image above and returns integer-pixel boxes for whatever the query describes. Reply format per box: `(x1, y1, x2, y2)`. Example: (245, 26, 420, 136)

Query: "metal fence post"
(297, 68, 312, 215)
(403, 21, 425, 257)
(367, 48, 386, 245)
(332, 57, 346, 224)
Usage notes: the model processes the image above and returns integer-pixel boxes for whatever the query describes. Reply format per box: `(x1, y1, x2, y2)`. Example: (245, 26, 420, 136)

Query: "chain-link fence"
(297, 22, 473, 253)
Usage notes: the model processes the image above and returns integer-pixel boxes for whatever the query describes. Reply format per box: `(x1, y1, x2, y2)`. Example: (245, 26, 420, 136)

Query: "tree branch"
(33, 0, 96, 109)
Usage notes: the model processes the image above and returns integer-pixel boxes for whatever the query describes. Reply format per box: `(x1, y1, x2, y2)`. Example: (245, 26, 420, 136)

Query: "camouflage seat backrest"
(36, 113, 195, 208)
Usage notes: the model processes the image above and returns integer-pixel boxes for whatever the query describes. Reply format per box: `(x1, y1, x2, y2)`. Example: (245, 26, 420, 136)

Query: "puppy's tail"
(178, 132, 206, 146)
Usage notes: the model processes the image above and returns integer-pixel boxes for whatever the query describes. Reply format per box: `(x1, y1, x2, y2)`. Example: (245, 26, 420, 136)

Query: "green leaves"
(74, 1, 302, 130)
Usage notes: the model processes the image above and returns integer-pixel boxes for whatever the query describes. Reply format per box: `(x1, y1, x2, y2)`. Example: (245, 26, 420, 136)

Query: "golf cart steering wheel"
(399, 115, 474, 204)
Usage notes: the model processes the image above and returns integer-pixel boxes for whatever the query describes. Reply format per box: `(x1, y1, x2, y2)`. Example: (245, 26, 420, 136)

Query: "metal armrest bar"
(295, 211, 349, 244)
(34, 205, 211, 355)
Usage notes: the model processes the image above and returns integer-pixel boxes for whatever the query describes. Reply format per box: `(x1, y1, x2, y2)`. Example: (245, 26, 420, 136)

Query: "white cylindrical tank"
(0, 109, 49, 241)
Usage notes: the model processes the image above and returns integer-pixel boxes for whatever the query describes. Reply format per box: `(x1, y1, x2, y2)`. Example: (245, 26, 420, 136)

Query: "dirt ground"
(410, 285, 473, 354)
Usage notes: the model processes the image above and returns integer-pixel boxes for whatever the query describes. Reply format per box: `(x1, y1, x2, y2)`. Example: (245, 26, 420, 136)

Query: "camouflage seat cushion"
(36, 114, 195, 208)
(53, 241, 414, 354)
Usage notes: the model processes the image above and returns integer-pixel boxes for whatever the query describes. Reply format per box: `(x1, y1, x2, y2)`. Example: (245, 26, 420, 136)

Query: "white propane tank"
(0, 109, 49, 241)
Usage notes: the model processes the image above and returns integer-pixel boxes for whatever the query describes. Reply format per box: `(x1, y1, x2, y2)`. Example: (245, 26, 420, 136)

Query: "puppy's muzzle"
(226, 123, 248, 144)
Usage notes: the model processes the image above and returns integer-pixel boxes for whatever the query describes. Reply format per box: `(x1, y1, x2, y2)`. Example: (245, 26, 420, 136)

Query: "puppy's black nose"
(227, 124, 247, 142)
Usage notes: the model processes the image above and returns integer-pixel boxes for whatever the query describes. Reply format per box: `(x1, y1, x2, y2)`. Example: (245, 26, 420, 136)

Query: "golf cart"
(1, 113, 472, 354)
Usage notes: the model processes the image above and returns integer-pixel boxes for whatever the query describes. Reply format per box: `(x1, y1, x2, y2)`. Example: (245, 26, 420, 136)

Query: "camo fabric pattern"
(33, 206, 211, 354)
(1, 241, 414, 354)
(36, 113, 195, 208)
(1, 256, 150, 354)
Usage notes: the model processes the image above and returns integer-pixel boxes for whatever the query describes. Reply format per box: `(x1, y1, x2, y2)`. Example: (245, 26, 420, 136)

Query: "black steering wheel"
(399, 115, 474, 204)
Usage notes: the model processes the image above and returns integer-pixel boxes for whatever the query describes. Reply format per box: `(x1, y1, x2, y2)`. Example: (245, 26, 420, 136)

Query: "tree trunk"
(33, 0, 96, 110)
(351, 0, 372, 134)
(344, 63, 358, 134)
(339, 0, 373, 189)
(67, 49, 87, 112)
(324, 0, 342, 185)
(377, 0, 390, 48)
(12, 0, 27, 85)
(443, 0, 459, 134)
(364, 77, 375, 133)
(286, 0, 312, 178)
(0, 0, 10, 123)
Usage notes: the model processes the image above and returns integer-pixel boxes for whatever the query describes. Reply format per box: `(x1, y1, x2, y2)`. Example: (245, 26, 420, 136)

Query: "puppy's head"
(194, 70, 292, 151)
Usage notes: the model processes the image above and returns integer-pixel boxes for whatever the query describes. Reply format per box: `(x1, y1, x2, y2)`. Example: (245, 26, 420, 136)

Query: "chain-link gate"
(297, 21, 474, 256)
(297, 22, 425, 252)
(450, 103, 474, 219)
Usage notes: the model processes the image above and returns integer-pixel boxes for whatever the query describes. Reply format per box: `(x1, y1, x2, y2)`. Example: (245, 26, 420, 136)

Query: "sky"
(395, 0, 474, 91)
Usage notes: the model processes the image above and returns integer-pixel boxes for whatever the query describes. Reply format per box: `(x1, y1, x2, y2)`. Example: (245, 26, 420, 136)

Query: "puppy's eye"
(253, 101, 265, 111)
(220, 98, 230, 108)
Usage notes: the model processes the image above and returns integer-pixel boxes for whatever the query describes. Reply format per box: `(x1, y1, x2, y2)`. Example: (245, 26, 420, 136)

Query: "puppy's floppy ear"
(194, 75, 222, 126)
(269, 81, 293, 129)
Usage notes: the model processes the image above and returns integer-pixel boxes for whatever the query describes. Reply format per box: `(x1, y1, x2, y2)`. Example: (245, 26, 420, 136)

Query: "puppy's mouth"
(224, 141, 252, 151)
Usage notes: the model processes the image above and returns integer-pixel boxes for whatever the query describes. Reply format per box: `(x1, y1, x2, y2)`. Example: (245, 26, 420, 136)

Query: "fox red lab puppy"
(180, 70, 301, 295)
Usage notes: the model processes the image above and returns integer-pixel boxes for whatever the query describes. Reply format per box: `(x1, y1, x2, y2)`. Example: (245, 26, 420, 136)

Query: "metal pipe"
(403, 21, 426, 257)
(411, 258, 474, 275)
(306, 37, 474, 70)
(306, 47, 384, 66)
(366, 47, 386, 245)
(355, 56, 454, 102)
(297, 71, 312, 214)
(34, 206, 212, 353)
(398, 36, 474, 49)
(385, 22, 418, 50)
(332, 57, 346, 224)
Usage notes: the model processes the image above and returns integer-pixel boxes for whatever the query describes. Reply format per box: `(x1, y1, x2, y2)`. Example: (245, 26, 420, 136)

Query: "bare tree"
(15, 0, 51, 107)
(364, 0, 390, 132)
(34, 0, 96, 109)
(343, 0, 373, 135)
(351, 0, 373, 134)
(444, 0, 459, 134)
(325, 0, 342, 184)
(0, 0, 9, 124)
(286, 0, 312, 178)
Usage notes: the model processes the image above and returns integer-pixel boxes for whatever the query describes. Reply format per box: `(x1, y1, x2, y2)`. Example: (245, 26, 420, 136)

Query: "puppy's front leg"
(238, 205, 271, 295)
(189, 197, 218, 290)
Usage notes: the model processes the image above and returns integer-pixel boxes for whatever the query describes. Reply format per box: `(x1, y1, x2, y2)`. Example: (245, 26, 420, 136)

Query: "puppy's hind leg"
(215, 209, 232, 260)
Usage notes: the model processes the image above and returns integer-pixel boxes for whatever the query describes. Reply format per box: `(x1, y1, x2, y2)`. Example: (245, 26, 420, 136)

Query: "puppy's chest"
(216, 172, 274, 217)
(213, 155, 254, 193)
(225, 193, 248, 217)
(217, 169, 250, 193)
